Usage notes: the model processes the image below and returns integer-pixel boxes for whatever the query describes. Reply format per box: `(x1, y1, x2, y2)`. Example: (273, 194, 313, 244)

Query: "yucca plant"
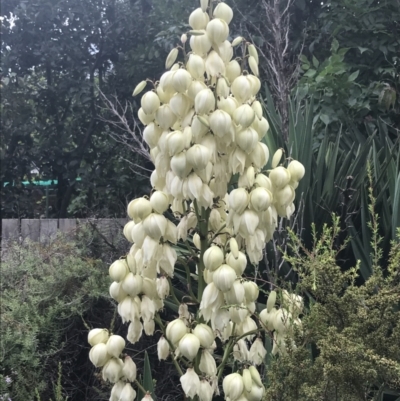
(261, 84, 400, 281)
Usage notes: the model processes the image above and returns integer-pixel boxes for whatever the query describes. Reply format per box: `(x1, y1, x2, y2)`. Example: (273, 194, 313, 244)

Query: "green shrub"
(263, 219, 400, 401)
(0, 230, 113, 401)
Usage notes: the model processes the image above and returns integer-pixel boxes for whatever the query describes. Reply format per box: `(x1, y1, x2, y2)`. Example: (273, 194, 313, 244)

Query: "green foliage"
(263, 220, 400, 401)
(0, 231, 112, 401)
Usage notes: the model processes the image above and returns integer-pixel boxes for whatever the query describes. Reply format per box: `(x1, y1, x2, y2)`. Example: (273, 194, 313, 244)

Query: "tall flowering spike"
(90, 2, 307, 401)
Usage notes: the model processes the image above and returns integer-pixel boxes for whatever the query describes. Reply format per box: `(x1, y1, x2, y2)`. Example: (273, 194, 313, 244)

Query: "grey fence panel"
(40, 219, 58, 243)
(59, 219, 77, 234)
(2, 219, 20, 240)
(21, 219, 41, 242)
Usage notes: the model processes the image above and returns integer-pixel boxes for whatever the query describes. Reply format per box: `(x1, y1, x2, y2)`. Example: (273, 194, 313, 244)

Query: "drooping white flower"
(88, 328, 109, 347)
(249, 338, 267, 365)
(157, 336, 170, 361)
(180, 368, 200, 399)
(199, 349, 217, 376)
(122, 356, 137, 382)
(89, 343, 110, 367)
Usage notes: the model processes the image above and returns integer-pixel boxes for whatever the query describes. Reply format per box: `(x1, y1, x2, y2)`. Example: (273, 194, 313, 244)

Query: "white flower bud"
(186, 144, 210, 170)
(172, 69, 192, 93)
(102, 358, 123, 383)
(231, 75, 252, 103)
(243, 280, 259, 302)
(229, 188, 249, 214)
(287, 160, 305, 181)
(187, 54, 206, 80)
(209, 109, 232, 137)
(169, 93, 191, 119)
(106, 335, 125, 359)
(275, 185, 295, 206)
(166, 318, 188, 345)
(249, 365, 263, 387)
(190, 31, 212, 56)
(203, 245, 224, 271)
(236, 127, 259, 154)
(119, 383, 136, 401)
(123, 221, 135, 243)
(141, 91, 160, 115)
(199, 349, 217, 375)
(122, 355, 137, 382)
(109, 281, 127, 303)
(242, 369, 253, 392)
(195, 88, 215, 115)
(138, 108, 154, 125)
(89, 343, 110, 367)
(128, 197, 152, 222)
(208, 208, 222, 231)
(213, 2, 233, 24)
(156, 104, 177, 130)
(122, 273, 143, 297)
(250, 142, 270, 168)
(252, 100, 263, 120)
(193, 323, 215, 348)
(205, 50, 225, 77)
(109, 260, 129, 282)
(249, 187, 272, 213)
(252, 116, 270, 140)
(88, 329, 109, 347)
(165, 48, 179, 69)
(226, 61, 241, 84)
(181, 33, 188, 44)
(269, 166, 291, 189)
(206, 18, 229, 44)
(223, 373, 244, 401)
(226, 251, 247, 275)
(132, 80, 147, 97)
(213, 264, 237, 292)
(179, 333, 201, 360)
(233, 104, 255, 128)
(248, 56, 259, 76)
(229, 238, 239, 258)
(189, 8, 209, 29)
(224, 279, 245, 304)
(193, 232, 201, 249)
(180, 368, 200, 399)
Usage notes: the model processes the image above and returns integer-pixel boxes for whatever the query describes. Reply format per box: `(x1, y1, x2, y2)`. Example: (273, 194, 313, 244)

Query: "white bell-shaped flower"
(143, 123, 162, 149)
(190, 31, 212, 56)
(156, 104, 177, 130)
(193, 323, 215, 348)
(229, 305, 249, 324)
(203, 245, 224, 271)
(205, 50, 225, 77)
(223, 373, 244, 401)
(186, 144, 210, 170)
(229, 188, 249, 214)
(172, 69, 192, 93)
(179, 333, 200, 360)
(287, 160, 305, 182)
(143, 213, 167, 240)
(166, 318, 188, 345)
(236, 127, 259, 154)
(88, 329, 109, 347)
(213, 2, 233, 24)
(122, 273, 143, 297)
(269, 166, 291, 189)
(127, 320, 143, 344)
(106, 335, 125, 359)
(213, 264, 237, 292)
(187, 53, 206, 80)
(233, 104, 256, 128)
(224, 279, 245, 305)
(102, 358, 123, 383)
(209, 109, 232, 137)
(89, 343, 110, 367)
(199, 380, 214, 401)
(110, 381, 125, 401)
(119, 383, 136, 401)
(206, 18, 229, 44)
(231, 75, 253, 103)
(122, 356, 137, 382)
(109, 281, 127, 303)
(144, 319, 155, 336)
(109, 260, 129, 283)
(180, 368, 200, 399)
(141, 91, 160, 115)
(199, 349, 217, 376)
(156, 276, 170, 299)
(189, 7, 209, 30)
(169, 93, 191, 119)
(195, 88, 216, 115)
(157, 336, 170, 360)
(249, 338, 267, 365)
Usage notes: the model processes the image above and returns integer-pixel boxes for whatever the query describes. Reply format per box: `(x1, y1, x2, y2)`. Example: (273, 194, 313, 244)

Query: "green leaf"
(304, 69, 317, 78)
(348, 70, 360, 82)
(331, 38, 339, 53)
(319, 114, 330, 125)
(312, 55, 319, 68)
(138, 351, 156, 400)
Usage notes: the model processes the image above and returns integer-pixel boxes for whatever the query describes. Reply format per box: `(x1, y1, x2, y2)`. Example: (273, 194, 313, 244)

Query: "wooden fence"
(1, 218, 128, 244)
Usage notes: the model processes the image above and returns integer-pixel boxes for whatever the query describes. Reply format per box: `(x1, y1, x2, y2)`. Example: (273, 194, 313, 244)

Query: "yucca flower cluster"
(88, 1, 305, 400)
